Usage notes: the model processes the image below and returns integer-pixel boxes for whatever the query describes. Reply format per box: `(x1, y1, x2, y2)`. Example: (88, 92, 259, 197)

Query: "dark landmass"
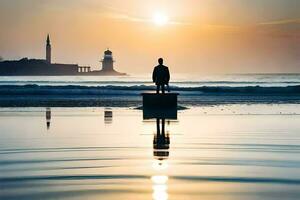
(0, 58, 126, 76)
(0, 35, 126, 76)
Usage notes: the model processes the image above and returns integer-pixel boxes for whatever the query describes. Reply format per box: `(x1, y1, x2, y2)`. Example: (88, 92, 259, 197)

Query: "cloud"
(256, 18, 300, 38)
(200, 24, 241, 32)
(106, 12, 191, 26)
(98, 3, 191, 26)
(193, 18, 300, 38)
(106, 13, 148, 23)
(259, 18, 300, 26)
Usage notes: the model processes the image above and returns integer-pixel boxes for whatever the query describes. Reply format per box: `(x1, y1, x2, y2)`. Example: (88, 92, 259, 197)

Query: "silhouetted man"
(152, 58, 170, 94)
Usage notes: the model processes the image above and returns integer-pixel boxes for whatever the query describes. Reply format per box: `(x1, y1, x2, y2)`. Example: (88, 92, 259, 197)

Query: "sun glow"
(153, 12, 169, 26)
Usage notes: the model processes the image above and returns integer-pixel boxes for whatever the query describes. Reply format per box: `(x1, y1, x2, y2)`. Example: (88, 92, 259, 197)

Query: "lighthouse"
(101, 49, 114, 72)
(97, 49, 126, 75)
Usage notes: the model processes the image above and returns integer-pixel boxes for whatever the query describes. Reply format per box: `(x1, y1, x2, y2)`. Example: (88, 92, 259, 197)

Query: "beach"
(1, 105, 300, 200)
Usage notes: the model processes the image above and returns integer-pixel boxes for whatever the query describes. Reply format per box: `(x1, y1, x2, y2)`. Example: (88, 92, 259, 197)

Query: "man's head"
(158, 58, 163, 65)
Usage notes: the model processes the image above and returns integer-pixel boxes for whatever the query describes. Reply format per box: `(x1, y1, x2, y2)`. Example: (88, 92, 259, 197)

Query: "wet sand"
(0, 104, 300, 200)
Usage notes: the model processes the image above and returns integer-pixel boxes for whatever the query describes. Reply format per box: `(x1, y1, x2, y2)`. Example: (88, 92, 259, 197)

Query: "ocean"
(0, 74, 300, 107)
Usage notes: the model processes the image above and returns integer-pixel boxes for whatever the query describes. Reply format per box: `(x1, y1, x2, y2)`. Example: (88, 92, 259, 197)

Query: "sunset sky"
(0, 0, 299, 74)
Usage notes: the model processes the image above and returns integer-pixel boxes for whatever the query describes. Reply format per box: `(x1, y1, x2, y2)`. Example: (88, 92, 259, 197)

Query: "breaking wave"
(0, 84, 300, 95)
(0, 84, 300, 106)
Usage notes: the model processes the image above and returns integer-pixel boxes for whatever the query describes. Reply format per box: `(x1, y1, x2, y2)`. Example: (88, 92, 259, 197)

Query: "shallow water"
(0, 105, 300, 200)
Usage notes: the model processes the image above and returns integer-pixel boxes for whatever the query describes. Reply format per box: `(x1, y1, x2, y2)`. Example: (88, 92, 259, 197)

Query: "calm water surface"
(0, 105, 300, 200)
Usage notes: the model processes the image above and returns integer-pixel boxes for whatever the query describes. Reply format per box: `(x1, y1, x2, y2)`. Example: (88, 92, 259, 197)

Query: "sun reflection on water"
(151, 175, 169, 200)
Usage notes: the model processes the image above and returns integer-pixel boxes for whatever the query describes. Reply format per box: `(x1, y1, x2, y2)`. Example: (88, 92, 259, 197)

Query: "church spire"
(47, 34, 50, 45)
(46, 34, 51, 63)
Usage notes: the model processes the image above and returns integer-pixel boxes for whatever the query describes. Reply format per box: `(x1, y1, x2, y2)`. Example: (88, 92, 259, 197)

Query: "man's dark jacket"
(152, 65, 170, 85)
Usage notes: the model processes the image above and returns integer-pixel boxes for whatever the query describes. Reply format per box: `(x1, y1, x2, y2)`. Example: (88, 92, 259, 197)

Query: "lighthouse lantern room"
(101, 49, 114, 71)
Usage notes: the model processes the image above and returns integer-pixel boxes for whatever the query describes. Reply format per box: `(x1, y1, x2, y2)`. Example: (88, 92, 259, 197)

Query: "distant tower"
(46, 34, 51, 63)
(101, 49, 114, 71)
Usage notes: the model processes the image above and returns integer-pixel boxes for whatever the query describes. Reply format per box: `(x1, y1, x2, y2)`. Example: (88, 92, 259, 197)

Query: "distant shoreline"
(226, 73, 300, 76)
(0, 73, 128, 76)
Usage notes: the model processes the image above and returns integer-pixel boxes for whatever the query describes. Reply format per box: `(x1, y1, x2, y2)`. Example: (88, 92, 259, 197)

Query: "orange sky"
(0, 0, 299, 74)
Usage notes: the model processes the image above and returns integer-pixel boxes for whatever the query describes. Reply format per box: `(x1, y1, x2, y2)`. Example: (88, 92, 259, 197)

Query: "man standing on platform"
(152, 58, 170, 94)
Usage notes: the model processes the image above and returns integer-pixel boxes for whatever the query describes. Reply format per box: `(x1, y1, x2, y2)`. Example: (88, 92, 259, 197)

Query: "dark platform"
(142, 93, 179, 109)
(142, 92, 179, 119)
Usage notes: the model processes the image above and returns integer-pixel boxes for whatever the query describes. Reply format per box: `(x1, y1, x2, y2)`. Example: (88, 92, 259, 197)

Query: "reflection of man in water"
(153, 118, 170, 160)
(152, 58, 170, 94)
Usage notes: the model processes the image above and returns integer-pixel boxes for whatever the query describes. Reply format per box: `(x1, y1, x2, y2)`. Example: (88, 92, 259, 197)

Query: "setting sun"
(152, 12, 169, 26)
